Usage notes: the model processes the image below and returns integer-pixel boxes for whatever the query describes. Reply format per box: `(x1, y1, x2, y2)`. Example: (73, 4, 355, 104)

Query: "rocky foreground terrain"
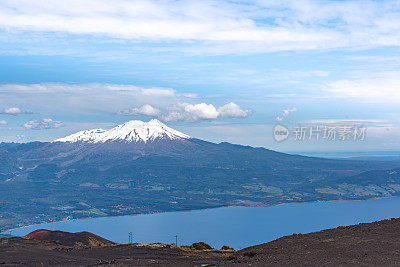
(3, 218, 400, 266)
(0, 229, 234, 266)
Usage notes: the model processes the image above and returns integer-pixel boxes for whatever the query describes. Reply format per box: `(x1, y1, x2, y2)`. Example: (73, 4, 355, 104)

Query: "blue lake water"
(11, 197, 400, 249)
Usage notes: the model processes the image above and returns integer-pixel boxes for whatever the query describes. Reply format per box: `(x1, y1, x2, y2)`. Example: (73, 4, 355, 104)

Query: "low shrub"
(221, 245, 234, 251)
(190, 242, 213, 250)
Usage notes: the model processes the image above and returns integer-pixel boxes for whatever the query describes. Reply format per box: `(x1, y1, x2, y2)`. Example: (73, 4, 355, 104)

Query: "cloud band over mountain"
(118, 102, 252, 122)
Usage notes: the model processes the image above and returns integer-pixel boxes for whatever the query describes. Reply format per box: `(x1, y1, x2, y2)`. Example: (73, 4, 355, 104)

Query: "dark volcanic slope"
(24, 229, 116, 247)
(228, 218, 400, 266)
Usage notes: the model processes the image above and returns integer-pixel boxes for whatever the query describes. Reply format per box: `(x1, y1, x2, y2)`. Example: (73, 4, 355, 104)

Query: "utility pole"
(128, 232, 133, 244)
(174, 235, 178, 247)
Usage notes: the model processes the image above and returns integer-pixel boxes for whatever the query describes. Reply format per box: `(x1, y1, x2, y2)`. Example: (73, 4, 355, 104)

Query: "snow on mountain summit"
(54, 119, 190, 143)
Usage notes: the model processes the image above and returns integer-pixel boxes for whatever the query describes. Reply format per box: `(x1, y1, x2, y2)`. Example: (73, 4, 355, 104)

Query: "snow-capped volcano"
(54, 119, 190, 143)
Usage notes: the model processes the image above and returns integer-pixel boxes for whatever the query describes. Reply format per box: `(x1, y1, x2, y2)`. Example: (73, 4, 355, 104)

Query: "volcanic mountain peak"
(54, 119, 190, 143)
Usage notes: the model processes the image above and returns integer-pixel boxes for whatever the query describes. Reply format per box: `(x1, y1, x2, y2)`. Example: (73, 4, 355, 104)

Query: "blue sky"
(1, 0, 400, 152)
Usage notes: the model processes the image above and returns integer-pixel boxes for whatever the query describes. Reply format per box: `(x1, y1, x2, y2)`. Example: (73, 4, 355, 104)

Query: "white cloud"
(140, 88, 176, 97)
(23, 118, 64, 130)
(1, 83, 252, 123)
(119, 102, 252, 122)
(163, 102, 252, 122)
(0, 120, 7, 125)
(0, 83, 182, 115)
(307, 119, 388, 125)
(217, 102, 252, 118)
(323, 71, 400, 103)
(276, 107, 297, 122)
(0, 83, 177, 97)
(1, 82, 253, 124)
(182, 103, 218, 120)
(1, 0, 400, 54)
(181, 93, 198, 98)
(118, 104, 161, 116)
(161, 103, 219, 122)
(283, 107, 297, 116)
(1, 107, 31, 115)
(0, 0, 325, 43)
